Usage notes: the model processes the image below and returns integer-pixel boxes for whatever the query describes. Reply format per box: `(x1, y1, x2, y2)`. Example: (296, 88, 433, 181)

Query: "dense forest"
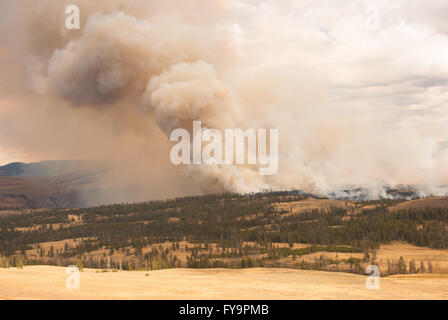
(0, 191, 446, 275)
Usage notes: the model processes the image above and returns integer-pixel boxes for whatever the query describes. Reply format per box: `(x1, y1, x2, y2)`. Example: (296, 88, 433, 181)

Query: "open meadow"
(0, 266, 447, 300)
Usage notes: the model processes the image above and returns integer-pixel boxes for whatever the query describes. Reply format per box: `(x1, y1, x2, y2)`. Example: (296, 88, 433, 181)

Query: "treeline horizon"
(0, 191, 446, 275)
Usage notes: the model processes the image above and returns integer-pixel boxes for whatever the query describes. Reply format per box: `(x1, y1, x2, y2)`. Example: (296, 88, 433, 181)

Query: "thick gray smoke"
(1, 0, 448, 203)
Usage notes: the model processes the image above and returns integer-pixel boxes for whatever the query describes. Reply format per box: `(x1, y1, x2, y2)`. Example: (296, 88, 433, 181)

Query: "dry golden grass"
(275, 198, 352, 216)
(0, 266, 447, 300)
(273, 241, 448, 273)
(297, 252, 364, 262)
(25, 238, 93, 260)
(375, 242, 448, 273)
(389, 196, 448, 211)
(0, 210, 22, 216)
(27, 238, 448, 274)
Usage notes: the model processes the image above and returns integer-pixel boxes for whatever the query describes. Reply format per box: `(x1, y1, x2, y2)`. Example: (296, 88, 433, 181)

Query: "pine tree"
(398, 257, 407, 274)
(409, 259, 417, 274)
(75, 258, 84, 271)
(363, 251, 370, 263)
(420, 261, 426, 273)
(371, 250, 377, 265)
(16, 257, 24, 269)
(387, 260, 392, 275)
(428, 261, 433, 273)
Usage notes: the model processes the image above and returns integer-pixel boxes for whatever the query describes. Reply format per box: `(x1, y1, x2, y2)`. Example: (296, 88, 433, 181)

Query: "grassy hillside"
(0, 192, 447, 275)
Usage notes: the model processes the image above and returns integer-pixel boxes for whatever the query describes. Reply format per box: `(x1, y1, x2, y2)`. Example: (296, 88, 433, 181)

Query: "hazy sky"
(1, 0, 448, 198)
(230, 0, 448, 134)
(2, 0, 448, 165)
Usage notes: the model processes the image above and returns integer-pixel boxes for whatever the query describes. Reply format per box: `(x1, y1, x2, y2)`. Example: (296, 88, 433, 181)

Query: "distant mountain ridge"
(0, 160, 103, 177)
(0, 160, 108, 210)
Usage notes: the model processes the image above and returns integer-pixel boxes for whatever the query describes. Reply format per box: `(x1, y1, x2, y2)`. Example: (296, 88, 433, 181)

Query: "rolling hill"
(0, 160, 107, 210)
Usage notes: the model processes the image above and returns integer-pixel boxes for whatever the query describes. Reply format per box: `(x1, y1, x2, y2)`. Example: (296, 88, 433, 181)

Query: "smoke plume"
(1, 0, 448, 204)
